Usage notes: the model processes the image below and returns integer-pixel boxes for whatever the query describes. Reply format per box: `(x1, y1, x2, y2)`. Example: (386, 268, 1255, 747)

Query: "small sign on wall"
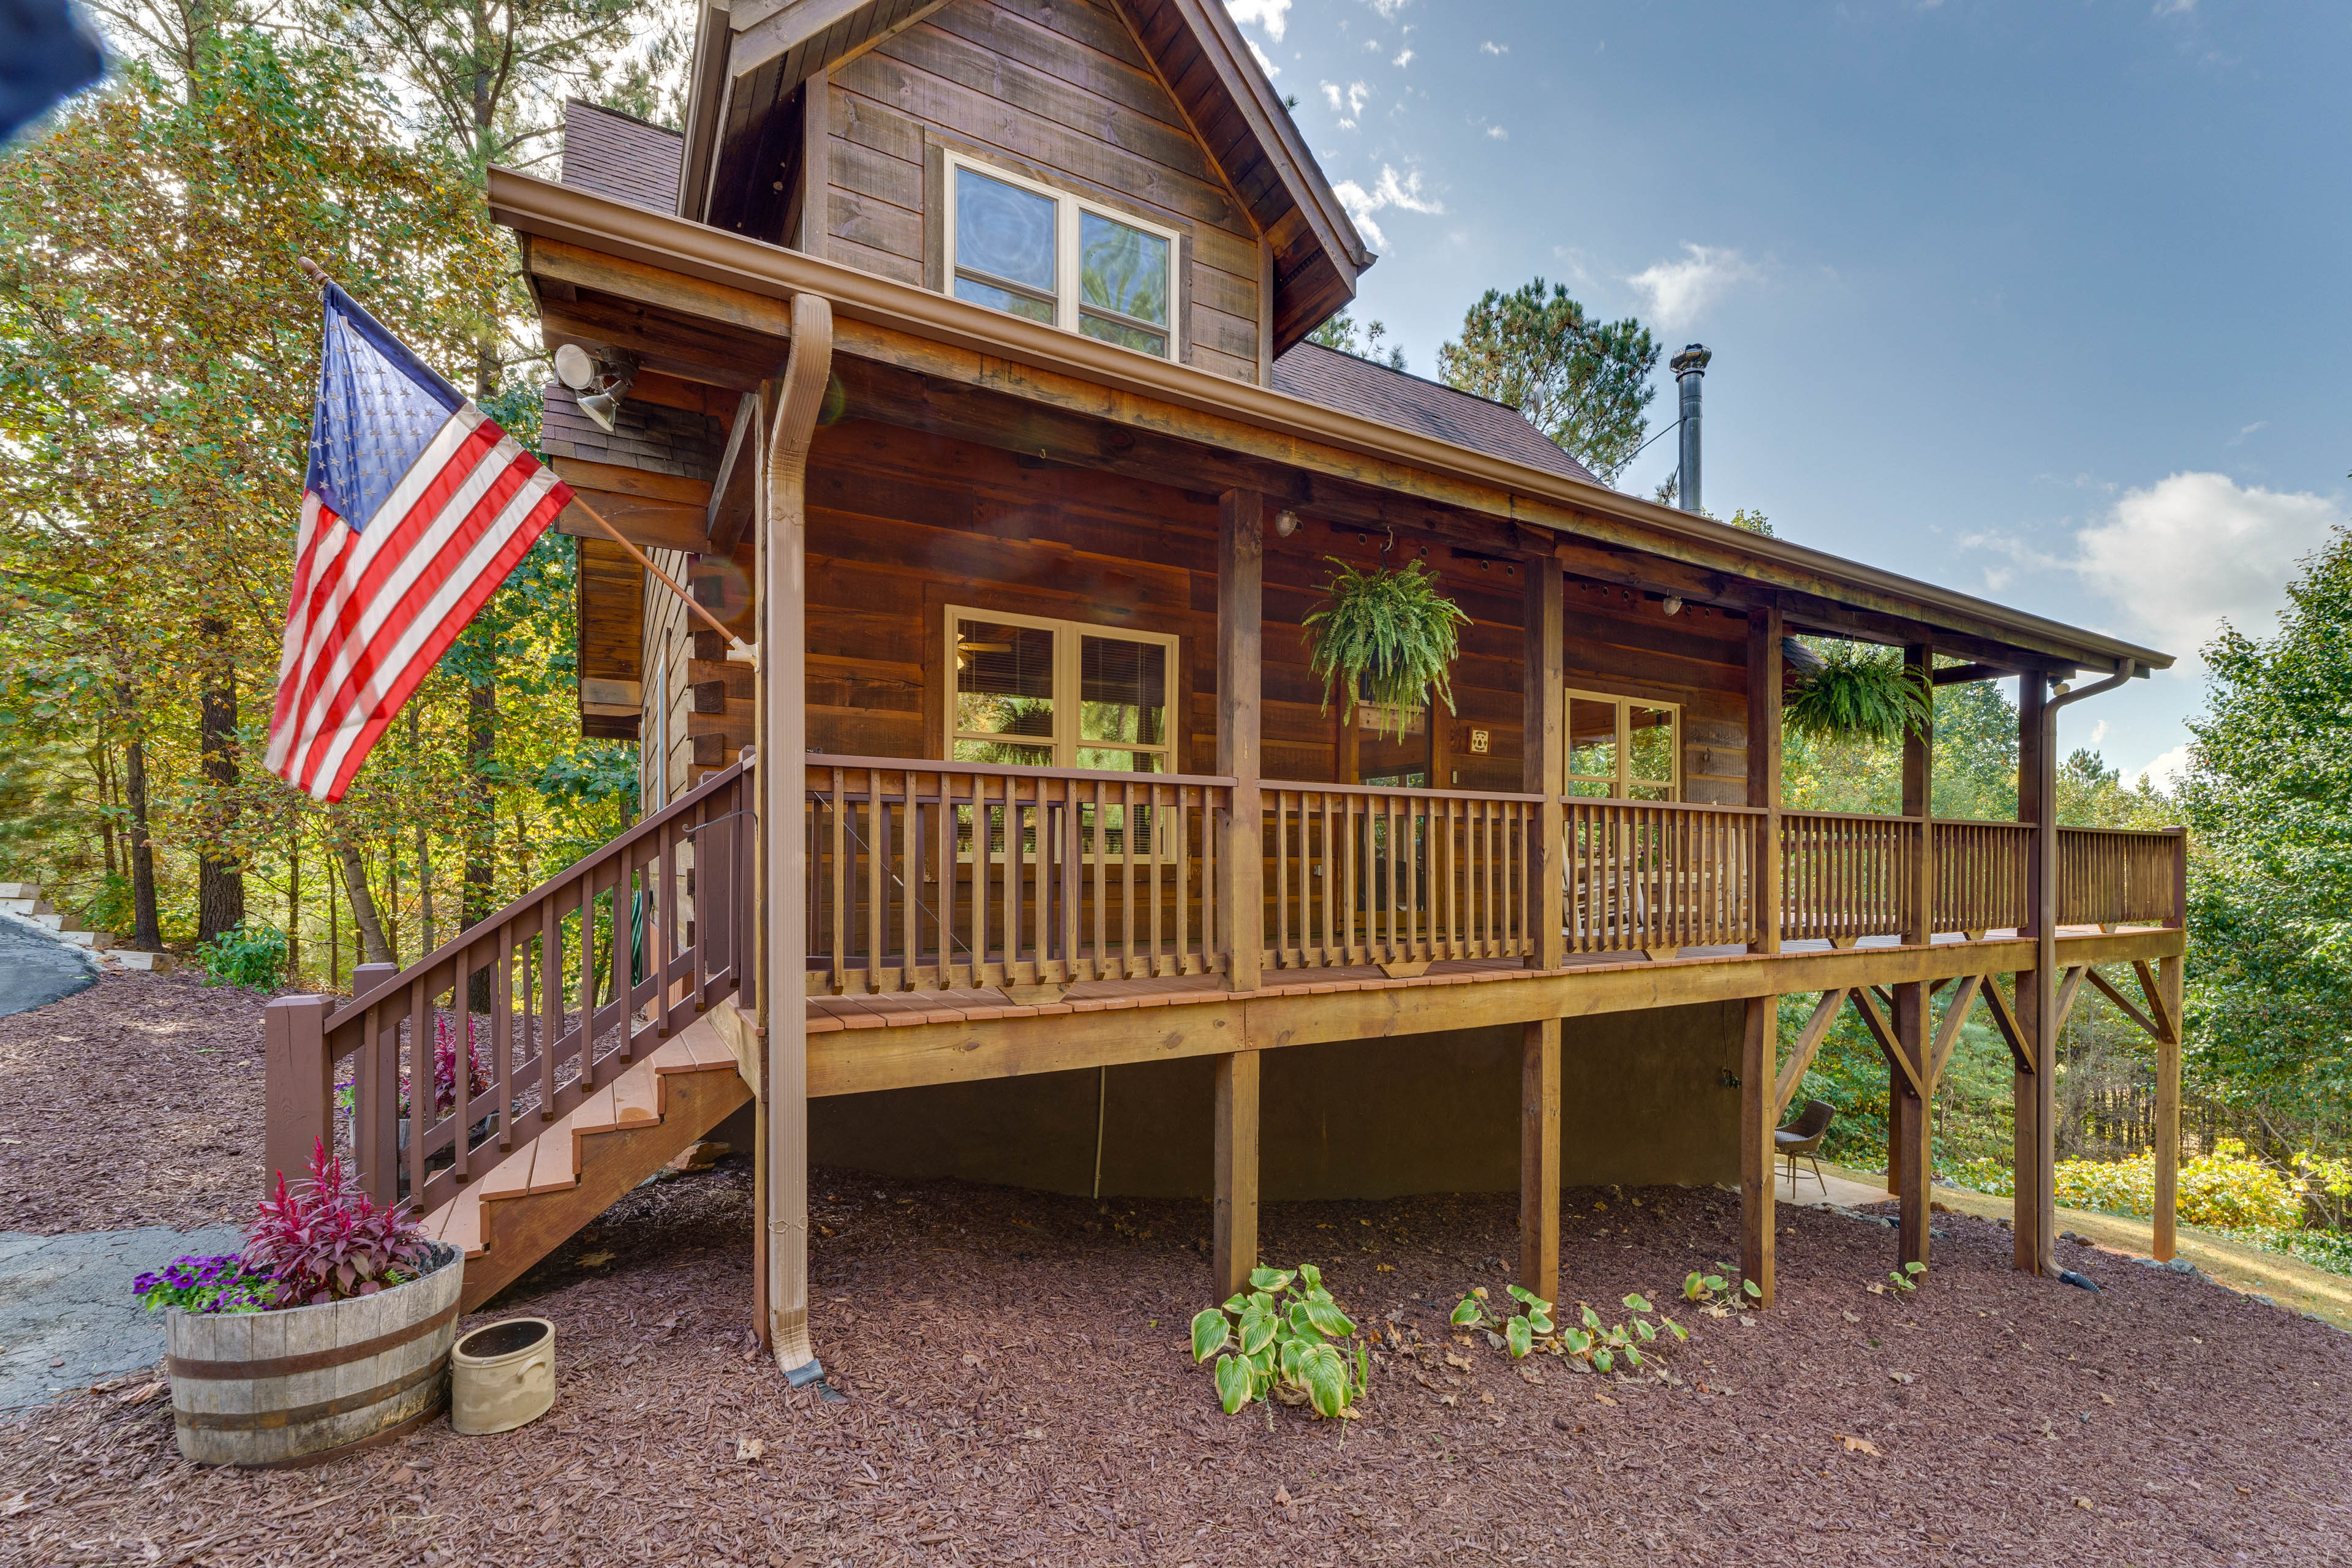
(1468, 729, 1490, 754)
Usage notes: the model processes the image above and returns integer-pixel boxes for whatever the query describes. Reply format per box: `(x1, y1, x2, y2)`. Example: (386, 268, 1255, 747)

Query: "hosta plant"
(1301, 558, 1470, 741)
(1449, 1283, 1554, 1358)
(243, 1139, 432, 1306)
(1681, 1270, 1764, 1316)
(1452, 1286, 1690, 1374)
(1191, 1264, 1371, 1419)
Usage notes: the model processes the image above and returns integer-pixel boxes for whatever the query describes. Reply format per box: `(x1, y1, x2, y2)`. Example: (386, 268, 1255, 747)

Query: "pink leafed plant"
(399, 1012, 494, 1118)
(245, 1139, 432, 1306)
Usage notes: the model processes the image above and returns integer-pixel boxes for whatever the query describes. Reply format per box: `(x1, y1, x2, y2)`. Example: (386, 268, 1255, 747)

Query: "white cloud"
(1393, 47, 1414, 67)
(1362, 0, 1408, 15)
(1330, 164, 1441, 252)
(1245, 37, 1280, 76)
(1480, 40, 1507, 54)
(1320, 79, 1370, 129)
(2137, 742, 2192, 790)
(2153, 0, 2194, 12)
(1623, 244, 1759, 332)
(1224, 0, 1289, 42)
(2071, 472, 2338, 662)
(1485, 124, 1507, 140)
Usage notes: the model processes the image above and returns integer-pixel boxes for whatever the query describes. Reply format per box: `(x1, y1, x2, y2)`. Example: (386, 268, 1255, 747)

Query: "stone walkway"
(0, 1224, 244, 1409)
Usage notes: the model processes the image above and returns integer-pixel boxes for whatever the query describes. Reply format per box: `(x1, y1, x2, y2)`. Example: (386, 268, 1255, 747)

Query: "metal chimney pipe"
(1671, 344, 1711, 514)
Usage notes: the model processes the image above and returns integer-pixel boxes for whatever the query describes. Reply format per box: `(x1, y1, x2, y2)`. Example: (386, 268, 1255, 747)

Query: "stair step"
(59, 929, 115, 950)
(31, 913, 66, 931)
(0, 883, 38, 900)
(109, 951, 172, 972)
(427, 1189, 486, 1259)
(0, 899, 37, 916)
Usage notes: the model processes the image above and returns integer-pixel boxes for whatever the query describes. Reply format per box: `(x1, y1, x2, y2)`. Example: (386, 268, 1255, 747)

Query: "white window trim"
(940, 151, 1182, 360)
(944, 604, 1179, 771)
(1564, 687, 1681, 801)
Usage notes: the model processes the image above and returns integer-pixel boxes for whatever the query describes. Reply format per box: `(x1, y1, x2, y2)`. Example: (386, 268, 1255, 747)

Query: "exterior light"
(1275, 509, 1300, 537)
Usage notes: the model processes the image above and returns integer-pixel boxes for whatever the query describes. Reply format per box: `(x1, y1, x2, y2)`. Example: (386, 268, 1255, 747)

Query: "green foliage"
(1785, 643, 1932, 747)
(1453, 1284, 1687, 1373)
(1190, 1264, 1368, 1419)
(2054, 1139, 2308, 1232)
(1302, 559, 1470, 741)
(1436, 278, 1659, 483)
(1449, 1283, 1555, 1358)
(195, 921, 290, 990)
(1887, 1260, 1925, 1293)
(1307, 309, 1406, 371)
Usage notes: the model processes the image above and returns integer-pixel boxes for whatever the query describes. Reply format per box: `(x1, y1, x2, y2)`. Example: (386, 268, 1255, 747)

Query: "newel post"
(263, 994, 331, 1194)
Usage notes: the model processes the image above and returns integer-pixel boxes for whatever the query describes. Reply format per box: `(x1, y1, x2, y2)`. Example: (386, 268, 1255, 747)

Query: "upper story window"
(1566, 688, 1680, 801)
(946, 154, 1177, 360)
(947, 606, 1177, 772)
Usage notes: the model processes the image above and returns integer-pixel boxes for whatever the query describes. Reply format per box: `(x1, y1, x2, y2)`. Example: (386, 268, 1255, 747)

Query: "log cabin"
(260, 0, 2189, 1391)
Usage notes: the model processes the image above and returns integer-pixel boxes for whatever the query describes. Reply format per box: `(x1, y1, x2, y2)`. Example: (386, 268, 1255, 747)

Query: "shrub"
(195, 920, 288, 990)
(2053, 1139, 2306, 1232)
(1190, 1264, 1369, 1419)
(244, 1138, 431, 1306)
(132, 1254, 281, 1314)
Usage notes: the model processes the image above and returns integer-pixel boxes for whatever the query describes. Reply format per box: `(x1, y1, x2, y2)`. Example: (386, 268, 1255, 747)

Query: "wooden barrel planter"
(164, 1241, 463, 1466)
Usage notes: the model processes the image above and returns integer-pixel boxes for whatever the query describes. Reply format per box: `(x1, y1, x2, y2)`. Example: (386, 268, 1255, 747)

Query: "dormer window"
(945, 154, 1177, 360)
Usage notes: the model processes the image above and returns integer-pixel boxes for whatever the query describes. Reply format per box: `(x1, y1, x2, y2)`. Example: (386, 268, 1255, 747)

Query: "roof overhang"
(491, 165, 2172, 677)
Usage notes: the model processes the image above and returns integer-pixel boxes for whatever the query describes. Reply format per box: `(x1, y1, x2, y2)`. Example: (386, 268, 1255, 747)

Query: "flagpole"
(296, 255, 758, 668)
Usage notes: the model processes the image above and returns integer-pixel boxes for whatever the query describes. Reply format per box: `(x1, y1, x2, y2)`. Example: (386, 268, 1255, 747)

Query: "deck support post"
(2154, 952, 2184, 1261)
(1897, 643, 1934, 1200)
(1745, 603, 1784, 953)
(1525, 563, 1564, 968)
(1519, 1017, 1561, 1305)
(1212, 1050, 1261, 1300)
(263, 994, 330, 1196)
(1216, 490, 1264, 993)
(1738, 995, 1776, 1306)
(1891, 982, 1932, 1270)
(2015, 673, 2053, 1272)
(758, 293, 833, 1381)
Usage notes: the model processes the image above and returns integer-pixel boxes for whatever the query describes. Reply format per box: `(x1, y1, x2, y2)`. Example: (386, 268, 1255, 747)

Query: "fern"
(1301, 559, 1470, 742)
(1784, 643, 1931, 745)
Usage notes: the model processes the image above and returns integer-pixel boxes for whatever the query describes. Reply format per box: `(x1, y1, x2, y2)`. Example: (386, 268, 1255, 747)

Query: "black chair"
(1775, 1099, 1835, 1196)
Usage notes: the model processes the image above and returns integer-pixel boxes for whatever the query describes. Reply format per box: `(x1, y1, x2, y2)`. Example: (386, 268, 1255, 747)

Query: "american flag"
(266, 283, 572, 802)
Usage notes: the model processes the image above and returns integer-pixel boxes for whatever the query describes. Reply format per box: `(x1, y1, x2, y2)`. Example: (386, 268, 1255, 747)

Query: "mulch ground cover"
(5, 1151, 2348, 1566)
(0, 971, 271, 1234)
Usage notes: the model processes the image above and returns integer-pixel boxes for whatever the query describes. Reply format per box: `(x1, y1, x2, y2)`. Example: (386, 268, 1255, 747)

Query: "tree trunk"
(197, 616, 245, 943)
(333, 824, 394, 964)
(463, 673, 496, 1007)
(408, 707, 434, 955)
(120, 682, 162, 952)
(287, 827, 302, 979)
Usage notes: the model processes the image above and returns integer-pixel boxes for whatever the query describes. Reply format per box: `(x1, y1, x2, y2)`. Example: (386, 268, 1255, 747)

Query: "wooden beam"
(541, 298, 779, 391)
(1213, 1050, 1261, 1302)
(1525, 564, 1565, 968)
(2053, 965, 2089, 1035)
(704, 391, 764, 554)
(2016, 671, 2050, 1273)
(1773, 987, 1847, 1116)
(1520, 1017, 1561, 1308)
(2131, 959, 2178, 1042)
(1904, 642, 1933, 947)
(554, 486, 715, 556)
(1981, 975, 2032, 1074)
(2082, 965, 2163, 1041)
(2154, 954, 2184, 1262)
(1891, 981, 1931, 1270)
(1746, 602, 1784, 954)
(1740, 996, 1776, 1310)
(1929, 973, 1983, 1088)
(1217, 491, 1265, 993)
(1849, 984, 1921, 1099)
(796, 71, 828, 258)
(1930, 660, 2015, 686)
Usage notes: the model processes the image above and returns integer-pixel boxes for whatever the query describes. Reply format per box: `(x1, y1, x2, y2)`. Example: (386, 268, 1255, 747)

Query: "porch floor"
(803, 927, 2075, 1032)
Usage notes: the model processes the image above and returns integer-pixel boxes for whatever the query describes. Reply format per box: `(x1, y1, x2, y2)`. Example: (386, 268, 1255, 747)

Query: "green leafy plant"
(1887, 1260, 1926, 1294)
(1449, 1283, 1554, 1358)
(1680, 1270, 1762, 1316)
(1301, 558, 1470, 741)
(1190, 1264, 1370, 1419)
(1784, 643, 1931, 745)
(194, 920, 288, 990)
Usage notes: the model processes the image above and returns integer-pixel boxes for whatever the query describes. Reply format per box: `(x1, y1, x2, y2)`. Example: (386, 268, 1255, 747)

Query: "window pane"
(1077, 635, 1166, 745)
(954, 619, 1054, 742)
(955, 274, 1055, 324)
(1075, 747, 1164, 773)
(1079, 211, 1169, 325)
(1628, 705, 1676, 786)
(1567, 697, 1618, 782)
(956, 167, 1056, 292)
(1079, 313, 1167, 356)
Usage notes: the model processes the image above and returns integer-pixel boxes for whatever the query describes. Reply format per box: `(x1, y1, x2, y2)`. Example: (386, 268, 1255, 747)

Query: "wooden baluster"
(578, 870, 603, 1082)
(537, 897, 559, 1116)
(450, 950, 471, 1183)
(1147, 783, 1166, 974)
(494, 923, 514, 1152)
(406, 975, 429, 1208)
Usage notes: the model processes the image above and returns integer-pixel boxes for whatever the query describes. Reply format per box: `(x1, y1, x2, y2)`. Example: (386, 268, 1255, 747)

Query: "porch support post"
(1212, 490, 1264, 1303)
(1524, 562, 1564, 968)
(1904, 642, 1934, 948)
(2015, 673, 2053, 1273)
(759, 292, 833, 1382)
(1744, 602, 1784, 953)
(1739, 995, 1776, 1306)
(1894, 643, 1934, 1238)
(1891, 982, 1932, 1270)
(1519, 1017, 1561, 1306)
(2154, 951, 2184, 1261)
(1213, 1050, 1261, 1301)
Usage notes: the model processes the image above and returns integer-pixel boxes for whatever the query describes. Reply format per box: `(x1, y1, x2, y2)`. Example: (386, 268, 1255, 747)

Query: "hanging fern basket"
(1784, 643, 1932, 745)
(1301, 558, 1470, 742)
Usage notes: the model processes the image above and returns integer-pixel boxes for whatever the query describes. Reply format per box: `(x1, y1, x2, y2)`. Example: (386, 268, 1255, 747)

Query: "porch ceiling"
(491, 166, 2173, 678)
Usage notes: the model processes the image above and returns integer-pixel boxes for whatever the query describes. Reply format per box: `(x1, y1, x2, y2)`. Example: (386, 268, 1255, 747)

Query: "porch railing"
(1934, 819, 2034, 934)
(2058, 825, 2185, 927)
(805, 758, 1232, 993)
(1779, 810, 1922, 945)
(1566, 799, 1765, 954)
(1264, 782, 1537, 970)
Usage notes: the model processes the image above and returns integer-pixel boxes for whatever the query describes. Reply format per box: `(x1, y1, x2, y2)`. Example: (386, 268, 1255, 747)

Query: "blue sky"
(1226, 0, 2350, 785)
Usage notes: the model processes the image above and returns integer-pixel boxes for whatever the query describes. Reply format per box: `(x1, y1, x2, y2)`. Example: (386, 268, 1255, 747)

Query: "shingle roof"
(541, 384, 723, 483)
(1270, 341, 1601, 488)
(559, 100, 683, 214)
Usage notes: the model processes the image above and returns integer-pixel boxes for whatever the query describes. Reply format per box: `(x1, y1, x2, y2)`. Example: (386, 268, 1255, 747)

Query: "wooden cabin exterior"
(260, 0, 2188, 1392)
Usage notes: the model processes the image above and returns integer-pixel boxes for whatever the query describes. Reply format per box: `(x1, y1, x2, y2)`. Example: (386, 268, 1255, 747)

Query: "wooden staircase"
(421, 1012, 752, 1311)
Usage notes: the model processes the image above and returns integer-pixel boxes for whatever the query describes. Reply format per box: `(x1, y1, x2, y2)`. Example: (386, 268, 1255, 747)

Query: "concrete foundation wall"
(807, 1001, 1745, 1199)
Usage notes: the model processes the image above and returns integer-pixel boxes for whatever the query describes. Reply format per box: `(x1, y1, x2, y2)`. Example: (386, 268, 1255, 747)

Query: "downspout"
(2029, 657, 2135, 1273)
(760, 290, 835, 1383)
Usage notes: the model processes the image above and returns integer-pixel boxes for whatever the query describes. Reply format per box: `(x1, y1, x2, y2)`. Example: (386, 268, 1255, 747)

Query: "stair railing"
(263, 753, 755, 1216)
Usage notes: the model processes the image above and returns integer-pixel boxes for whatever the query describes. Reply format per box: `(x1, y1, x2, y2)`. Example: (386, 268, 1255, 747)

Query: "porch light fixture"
(1662, 597, 1684, 617)
(1276, 508, 1300, 537)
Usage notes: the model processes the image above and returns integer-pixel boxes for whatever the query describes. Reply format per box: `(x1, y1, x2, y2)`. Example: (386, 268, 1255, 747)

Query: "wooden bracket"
(1774, 988, 1849, 1117)
(2082, 965, 2163, 1041)
(1849, 986, 1923, 1100)
(1928, 973, 1983, 1089)
(1981, 977, 2032, 1075)
(2052, 965, 2088, 1036)
(2131, 959, 2179, 1042)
